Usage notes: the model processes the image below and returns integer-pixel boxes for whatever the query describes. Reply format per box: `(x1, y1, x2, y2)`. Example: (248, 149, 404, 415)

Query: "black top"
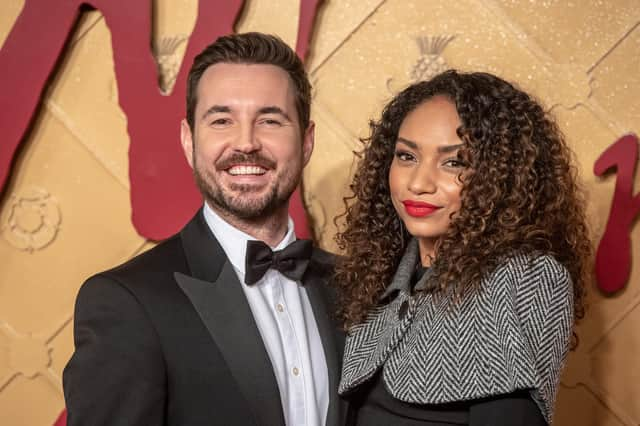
(345, 264, 547, 426)
(349, 372, 546, 426)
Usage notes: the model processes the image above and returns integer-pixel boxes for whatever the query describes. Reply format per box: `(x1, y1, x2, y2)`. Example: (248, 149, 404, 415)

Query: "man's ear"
(302, 120, 315, 167)
(180, 119, 194, 169)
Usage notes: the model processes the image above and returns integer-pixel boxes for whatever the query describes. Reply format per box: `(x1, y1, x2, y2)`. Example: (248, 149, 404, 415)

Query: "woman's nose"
(408, 164, 437, 194)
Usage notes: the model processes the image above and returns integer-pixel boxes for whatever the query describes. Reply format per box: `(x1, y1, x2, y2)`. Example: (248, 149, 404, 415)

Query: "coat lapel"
(175, 210, 286, 426)
(303, 251, 347, 426)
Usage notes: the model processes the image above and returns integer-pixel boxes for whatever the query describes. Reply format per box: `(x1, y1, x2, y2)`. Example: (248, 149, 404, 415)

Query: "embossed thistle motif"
(410, 35, 456, 82)
(0, 187, 61, 252)
(154, 35, 189, 94)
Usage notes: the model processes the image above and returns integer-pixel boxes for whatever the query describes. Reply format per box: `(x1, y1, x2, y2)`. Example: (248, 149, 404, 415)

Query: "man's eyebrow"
(396, 137, 417, 149)
(201, 105, 231, 120)
(258, 106, 292, 121)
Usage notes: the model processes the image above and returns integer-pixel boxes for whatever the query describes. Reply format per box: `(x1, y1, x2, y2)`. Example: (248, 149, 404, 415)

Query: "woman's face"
(388, 95, 466, 259)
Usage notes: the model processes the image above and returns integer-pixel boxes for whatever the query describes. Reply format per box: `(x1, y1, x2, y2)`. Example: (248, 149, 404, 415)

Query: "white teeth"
(227, 165, 267, 175)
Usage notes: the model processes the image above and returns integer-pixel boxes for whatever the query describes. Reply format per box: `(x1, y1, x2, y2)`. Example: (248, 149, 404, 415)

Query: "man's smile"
(227, 165, 268, 176)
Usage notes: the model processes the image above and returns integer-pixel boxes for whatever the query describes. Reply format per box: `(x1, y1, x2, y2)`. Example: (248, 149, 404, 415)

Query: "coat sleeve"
(63, 274, 166, 426)
(515, 255, 574, 424)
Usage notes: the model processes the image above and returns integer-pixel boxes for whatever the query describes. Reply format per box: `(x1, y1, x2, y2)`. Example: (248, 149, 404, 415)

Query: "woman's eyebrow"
(396, 137, 418, 149)
(397, 137, 463, 154)
(437, 143, 464, 153)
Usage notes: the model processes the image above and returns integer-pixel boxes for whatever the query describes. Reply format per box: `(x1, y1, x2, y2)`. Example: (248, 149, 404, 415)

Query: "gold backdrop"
(1, 1, 639, 425)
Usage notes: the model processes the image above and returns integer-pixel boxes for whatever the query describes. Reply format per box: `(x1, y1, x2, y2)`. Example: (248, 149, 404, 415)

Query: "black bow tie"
(244, 239, 313, 285)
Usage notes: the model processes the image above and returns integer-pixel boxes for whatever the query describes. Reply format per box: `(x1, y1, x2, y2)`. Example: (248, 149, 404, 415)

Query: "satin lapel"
(177, 210, 286, 426)
(303, 254, 346, 426)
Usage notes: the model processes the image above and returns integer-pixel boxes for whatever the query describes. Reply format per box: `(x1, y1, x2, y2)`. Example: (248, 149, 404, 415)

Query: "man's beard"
(192, 153, 302, 221)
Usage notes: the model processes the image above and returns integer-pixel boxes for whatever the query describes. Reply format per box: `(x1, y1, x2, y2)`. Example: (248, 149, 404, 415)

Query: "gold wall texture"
(1, 0, 639, 425)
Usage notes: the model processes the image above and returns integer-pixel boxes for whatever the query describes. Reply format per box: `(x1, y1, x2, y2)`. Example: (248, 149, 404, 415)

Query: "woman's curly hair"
(334, 70, 592, 337)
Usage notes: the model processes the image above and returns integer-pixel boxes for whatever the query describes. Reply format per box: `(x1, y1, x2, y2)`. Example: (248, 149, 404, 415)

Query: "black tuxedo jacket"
(63, 210, 346, 426)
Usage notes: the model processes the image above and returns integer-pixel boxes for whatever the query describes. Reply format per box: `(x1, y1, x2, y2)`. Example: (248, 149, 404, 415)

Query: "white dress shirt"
(203, 203, 329, 426)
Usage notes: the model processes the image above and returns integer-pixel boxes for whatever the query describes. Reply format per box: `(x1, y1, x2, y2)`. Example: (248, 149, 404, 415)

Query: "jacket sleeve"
(63, 274, 166, 426)
(515, 255, 574, 424)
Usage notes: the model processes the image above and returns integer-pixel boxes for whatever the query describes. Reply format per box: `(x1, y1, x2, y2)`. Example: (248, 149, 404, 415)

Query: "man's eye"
(262, 118, 282, 126)
(211, 118, 230, 126)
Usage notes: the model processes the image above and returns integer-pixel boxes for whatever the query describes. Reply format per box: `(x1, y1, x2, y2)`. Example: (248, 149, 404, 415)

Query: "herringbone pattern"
(339, 241, 573, 425)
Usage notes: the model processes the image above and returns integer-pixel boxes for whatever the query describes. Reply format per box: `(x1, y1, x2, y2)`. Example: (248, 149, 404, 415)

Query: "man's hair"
(186, 32, 311, 132)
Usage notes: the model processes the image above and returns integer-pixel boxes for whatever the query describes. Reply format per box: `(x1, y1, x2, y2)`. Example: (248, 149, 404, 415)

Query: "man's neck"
(206, 202, 290, 248)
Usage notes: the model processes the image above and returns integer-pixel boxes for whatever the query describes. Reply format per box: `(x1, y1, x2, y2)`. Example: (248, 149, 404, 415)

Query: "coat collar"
(380, 239, 433, 301)
(303, 251, 347, 426)
(175, 209, 285, 426)
(178, 208, 226, 283)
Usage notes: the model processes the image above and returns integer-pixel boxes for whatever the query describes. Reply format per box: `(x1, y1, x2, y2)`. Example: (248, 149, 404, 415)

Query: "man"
(63, 32, 344, 426)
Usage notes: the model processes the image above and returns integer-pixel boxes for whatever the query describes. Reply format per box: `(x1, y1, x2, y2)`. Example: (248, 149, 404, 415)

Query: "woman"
(335, 70, 591, 425)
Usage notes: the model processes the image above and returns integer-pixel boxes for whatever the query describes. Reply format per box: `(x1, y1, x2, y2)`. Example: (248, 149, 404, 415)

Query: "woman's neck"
(417, 237, 436, 267)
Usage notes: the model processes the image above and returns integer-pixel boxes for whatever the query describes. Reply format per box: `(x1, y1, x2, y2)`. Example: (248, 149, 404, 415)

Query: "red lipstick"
(402, 200, 441, 217)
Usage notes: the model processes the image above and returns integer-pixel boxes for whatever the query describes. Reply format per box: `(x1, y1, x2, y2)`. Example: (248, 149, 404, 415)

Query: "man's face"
(181, 63, 314, 221)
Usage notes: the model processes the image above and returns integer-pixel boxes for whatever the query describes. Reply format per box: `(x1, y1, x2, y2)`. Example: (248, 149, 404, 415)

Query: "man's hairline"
(188, 60, 309, 135)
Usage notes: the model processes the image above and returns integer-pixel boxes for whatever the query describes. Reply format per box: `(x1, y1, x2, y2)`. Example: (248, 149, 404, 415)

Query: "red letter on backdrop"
(593, 134, 640, 294)
(0, 0, 323, 241)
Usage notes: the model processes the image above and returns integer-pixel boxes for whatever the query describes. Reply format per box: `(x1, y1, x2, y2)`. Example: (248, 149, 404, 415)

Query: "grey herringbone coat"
(339, 239, 573, 424)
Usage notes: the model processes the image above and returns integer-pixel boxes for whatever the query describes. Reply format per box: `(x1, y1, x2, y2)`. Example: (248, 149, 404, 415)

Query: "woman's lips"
(402, 200, 441, 217)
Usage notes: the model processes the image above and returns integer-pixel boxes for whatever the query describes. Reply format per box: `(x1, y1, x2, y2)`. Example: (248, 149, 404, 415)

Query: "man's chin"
(215, 204, 281, 221)
(207, 194, 285, 220)
(196, 174, 297, 220)
(225, 183, 270, 194)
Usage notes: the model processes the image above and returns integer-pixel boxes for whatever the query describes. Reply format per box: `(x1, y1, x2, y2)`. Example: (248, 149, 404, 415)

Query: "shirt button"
(398, 300, 409, 320)
(292, 367, 299, 376)
(276, 304, 284, 312)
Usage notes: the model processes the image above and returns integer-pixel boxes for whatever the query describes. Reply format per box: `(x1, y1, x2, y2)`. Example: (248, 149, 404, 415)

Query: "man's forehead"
(196, 63, 295, 109)
(200, 63, 293, 90)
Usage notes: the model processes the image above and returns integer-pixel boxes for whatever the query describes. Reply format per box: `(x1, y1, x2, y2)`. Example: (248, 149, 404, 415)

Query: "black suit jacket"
(63, 210, 346, 426)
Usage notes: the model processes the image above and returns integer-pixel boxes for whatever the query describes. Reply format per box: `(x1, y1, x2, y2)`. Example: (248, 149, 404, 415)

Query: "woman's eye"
(443, 158, 466, 168)
(394, 151, 415, 161)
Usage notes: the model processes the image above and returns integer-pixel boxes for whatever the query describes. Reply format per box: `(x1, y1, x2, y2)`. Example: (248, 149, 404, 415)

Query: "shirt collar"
(202, 203, 297, 275)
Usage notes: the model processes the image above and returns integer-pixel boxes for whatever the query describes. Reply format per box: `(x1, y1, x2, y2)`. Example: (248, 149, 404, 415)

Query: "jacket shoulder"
(489, 253, 571, 293)
(311, 246, 336, 266)
(90, 234, 188, 289)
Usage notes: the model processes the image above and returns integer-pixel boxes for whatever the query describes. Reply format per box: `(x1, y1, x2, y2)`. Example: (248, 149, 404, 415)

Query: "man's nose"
(232, 124, 261, 152)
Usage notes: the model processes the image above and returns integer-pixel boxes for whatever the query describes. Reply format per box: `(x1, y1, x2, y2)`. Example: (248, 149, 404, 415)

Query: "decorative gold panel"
(0, 0, 23, 46)
(492, 0, 640, 66)
(590, 24, 640, 132)
(1, 0, 638, 424)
